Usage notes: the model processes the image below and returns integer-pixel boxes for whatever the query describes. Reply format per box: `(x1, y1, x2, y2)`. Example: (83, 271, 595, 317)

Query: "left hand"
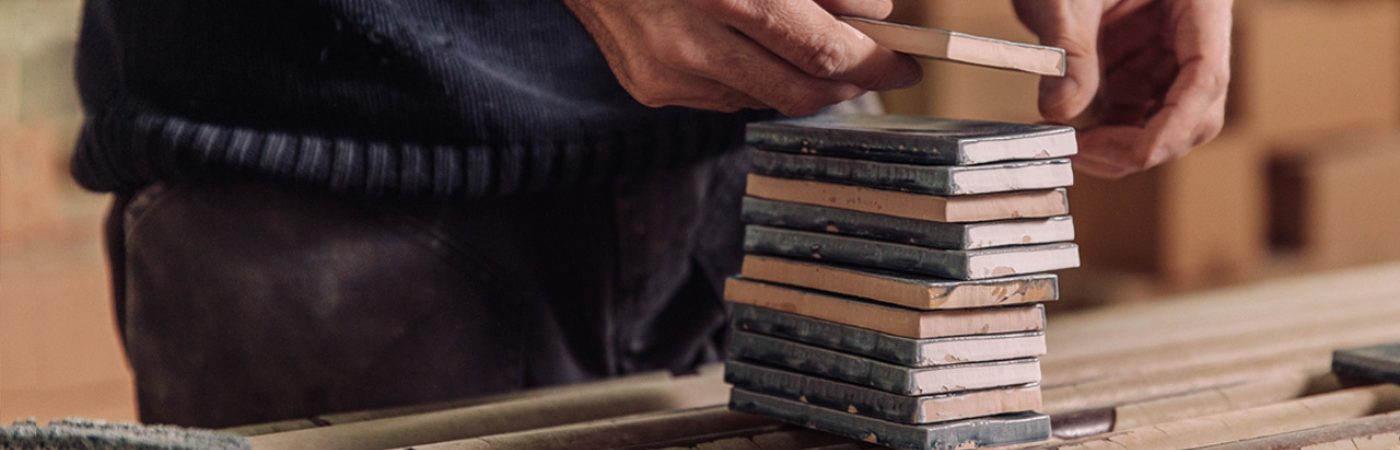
(1014, 0, 1233, 178)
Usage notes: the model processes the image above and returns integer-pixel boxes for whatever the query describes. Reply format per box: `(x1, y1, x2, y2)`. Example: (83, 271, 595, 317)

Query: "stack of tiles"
(724, 114, 1080, 450)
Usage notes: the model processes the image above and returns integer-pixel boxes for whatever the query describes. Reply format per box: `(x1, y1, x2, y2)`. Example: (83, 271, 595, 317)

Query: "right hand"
(563, 0, 923, 117)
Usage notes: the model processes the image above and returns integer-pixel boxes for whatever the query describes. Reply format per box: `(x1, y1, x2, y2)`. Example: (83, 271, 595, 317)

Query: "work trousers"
(104, 149, 749, 428)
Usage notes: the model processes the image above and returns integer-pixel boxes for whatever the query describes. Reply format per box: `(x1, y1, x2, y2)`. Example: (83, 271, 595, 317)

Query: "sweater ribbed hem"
(72, 98, 755, 198)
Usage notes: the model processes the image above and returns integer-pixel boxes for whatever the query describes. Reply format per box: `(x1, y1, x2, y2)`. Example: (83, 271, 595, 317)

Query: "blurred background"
(1, 0, 1398, 424)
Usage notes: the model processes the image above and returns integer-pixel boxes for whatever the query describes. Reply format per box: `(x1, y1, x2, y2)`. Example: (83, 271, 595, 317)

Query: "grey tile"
(729, 388, 1051, 450)
(725, 360, 1041, 425)
(1334, 342, 1400, 384)
(745, 115, 1076, 166)
(750, 151, 1072, 196)
(741, 197, 1074, 250)
(728, 331, 1040, 395)
(743, 225, 1079, 280)
(739, 255, 1059, 310)
(732, 304, 1045, 367)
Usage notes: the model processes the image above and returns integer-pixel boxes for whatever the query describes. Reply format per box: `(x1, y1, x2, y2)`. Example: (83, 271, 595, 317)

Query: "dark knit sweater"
(73, 0, 767, 197)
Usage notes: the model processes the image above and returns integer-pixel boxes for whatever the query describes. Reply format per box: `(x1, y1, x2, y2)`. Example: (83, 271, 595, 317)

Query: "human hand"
(1014, 0, 1232, 178)
(563, 0, 923, 117)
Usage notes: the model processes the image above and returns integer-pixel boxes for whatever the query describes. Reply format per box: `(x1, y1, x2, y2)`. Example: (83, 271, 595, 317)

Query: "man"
(73, 0, 1230, 427)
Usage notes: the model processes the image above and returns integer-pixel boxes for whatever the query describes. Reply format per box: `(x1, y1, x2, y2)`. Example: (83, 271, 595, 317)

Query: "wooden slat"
(1043, 350, 1334, 414)
(1049, 371, 1338, 440)
(227, 370, 675, 436)
(1194, 410, 1400, 450)
(1112, 372, 1340, 432)
(1042, 385, 1400, 449)
(247, 371, 727, 450)
(405, 406, 774, 450)
(1048, 262, 1400, 360)
(649, 428, 852, 450)
(1043, 308, 1400, 387)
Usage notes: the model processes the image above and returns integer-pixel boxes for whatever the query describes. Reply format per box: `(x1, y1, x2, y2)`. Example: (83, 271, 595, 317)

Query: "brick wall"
(0, 0, 135, 423)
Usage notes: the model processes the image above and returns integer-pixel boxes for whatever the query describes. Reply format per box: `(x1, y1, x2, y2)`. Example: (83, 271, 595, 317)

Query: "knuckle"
(1195, 66, 1231, 95)
(1130, 150, 1158, 172)
(627, 85, 672, 108)
(1204, 118, 1225, 139)
(633, 93, 668, 108)
(1057, 36, 1095, 59)
(1103, 170, 1132, 180)
(652, 40, 705, 71)
(798, 38, 850, 78)
(1194, 119, 1226, 147)
(618, 71, 668, 107)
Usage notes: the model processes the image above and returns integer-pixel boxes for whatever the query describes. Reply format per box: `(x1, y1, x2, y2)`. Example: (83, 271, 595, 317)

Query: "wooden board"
(729, 389, 1051, 450)
(725, 360, 1042, 425)
(740, 255, 1059, 310)
(745, 114, 1075, 166)
(728, 331, 1041, 396)
(732, 304, 1046, 367)
(725, 277, 1047, 339)
(838, 17, 1066, 76)
(744, 225, 1080, 280)
(741, 197, 1075, 250)
(750, 150, 1072, 196)
(747, 175, 1069, 223)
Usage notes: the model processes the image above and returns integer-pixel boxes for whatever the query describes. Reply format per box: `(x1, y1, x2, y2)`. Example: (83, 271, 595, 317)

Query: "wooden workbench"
(232, 262, 1400, 449)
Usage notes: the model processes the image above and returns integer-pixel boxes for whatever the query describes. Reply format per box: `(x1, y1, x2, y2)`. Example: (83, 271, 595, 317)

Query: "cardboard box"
(1157, 136, 1268, 288)
(1232, 0, 1400, 138)
(1068, 135, 1268, 291)
(1269, 130, 1400, 269)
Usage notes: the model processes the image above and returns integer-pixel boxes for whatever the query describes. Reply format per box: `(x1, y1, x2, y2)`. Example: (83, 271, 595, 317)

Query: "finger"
(712, 0, 922, 91)
(1193, 94, 1228, 146)
(813, 0, 894, 19)
(655, 22, 868, 116)
(1074, 152, 1137, 179)
(1013, 0, 1104, 121)
(1074, 126, 1145, 178)
(1134, 0, 1233, 168)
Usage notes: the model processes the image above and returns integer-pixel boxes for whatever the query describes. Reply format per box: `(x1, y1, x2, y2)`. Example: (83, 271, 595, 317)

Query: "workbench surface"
(232, 262, 1400, 449)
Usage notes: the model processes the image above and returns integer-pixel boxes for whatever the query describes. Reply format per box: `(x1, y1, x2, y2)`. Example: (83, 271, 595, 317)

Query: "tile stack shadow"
(724, 114, 1080, 450)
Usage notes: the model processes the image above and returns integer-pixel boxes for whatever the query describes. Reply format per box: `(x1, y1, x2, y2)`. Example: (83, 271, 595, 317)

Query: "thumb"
(813, 0, 893, 19)
(1014, 0, 1102, 122)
